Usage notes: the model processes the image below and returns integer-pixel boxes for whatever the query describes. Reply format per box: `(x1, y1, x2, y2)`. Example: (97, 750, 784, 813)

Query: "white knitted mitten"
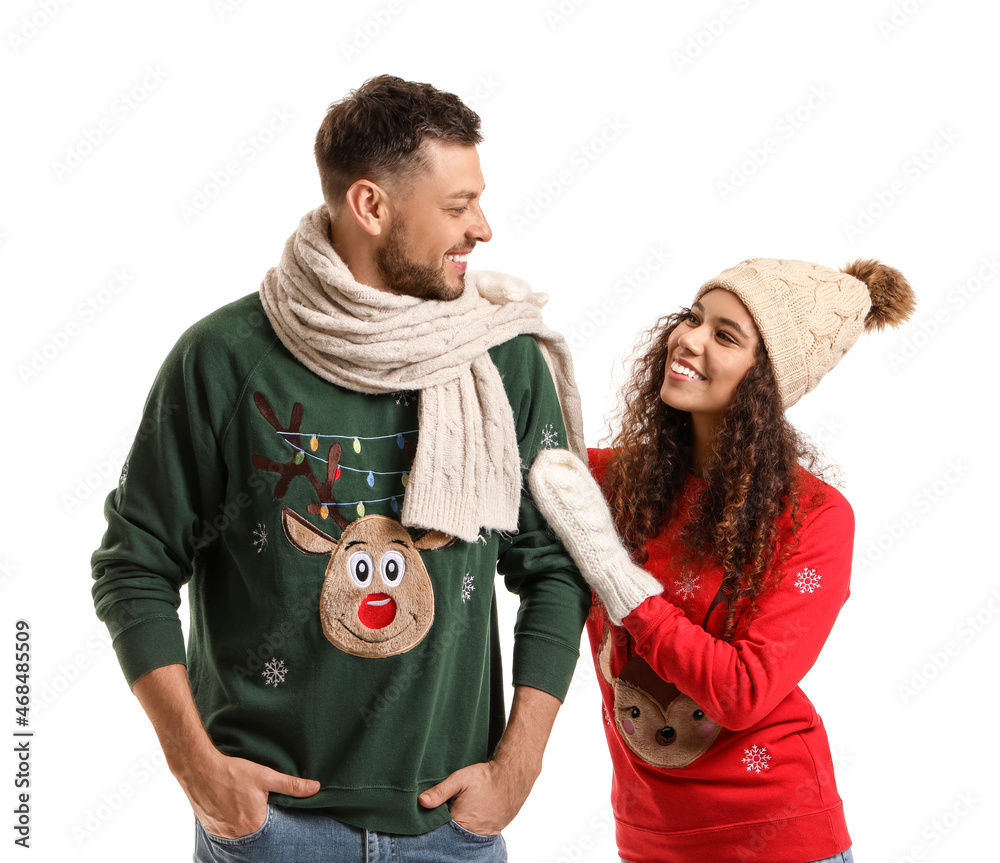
(529, 449, 663, 624)
(467, 270, 548, 308)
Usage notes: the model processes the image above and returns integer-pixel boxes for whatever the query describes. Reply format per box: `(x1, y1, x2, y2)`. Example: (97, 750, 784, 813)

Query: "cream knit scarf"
(259, 205, 585, 543)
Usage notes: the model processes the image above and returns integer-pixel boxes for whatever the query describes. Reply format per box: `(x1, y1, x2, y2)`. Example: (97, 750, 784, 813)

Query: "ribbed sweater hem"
(615, 803, 851, 863)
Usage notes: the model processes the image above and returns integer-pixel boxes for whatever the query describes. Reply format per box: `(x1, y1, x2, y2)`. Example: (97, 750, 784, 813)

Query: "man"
(91, 75, 590, 860)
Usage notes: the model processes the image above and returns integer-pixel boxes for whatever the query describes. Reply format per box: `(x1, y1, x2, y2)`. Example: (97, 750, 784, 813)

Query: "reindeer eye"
(381, 550, 406, 587)
(693, 709, 705, 721)
(630, 707, 641, 719)
(348, 551, 374, 587)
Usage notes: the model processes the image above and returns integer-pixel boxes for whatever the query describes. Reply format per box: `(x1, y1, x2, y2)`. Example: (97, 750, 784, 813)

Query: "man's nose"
(468, 204, 492, 243)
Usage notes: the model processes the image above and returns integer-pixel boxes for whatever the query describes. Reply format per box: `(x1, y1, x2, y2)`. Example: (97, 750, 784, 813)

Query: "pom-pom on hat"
(695, 258, 915, 408)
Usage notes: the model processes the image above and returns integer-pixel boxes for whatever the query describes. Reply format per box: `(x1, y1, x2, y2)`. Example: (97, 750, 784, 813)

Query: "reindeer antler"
(252, 391, 350, 529)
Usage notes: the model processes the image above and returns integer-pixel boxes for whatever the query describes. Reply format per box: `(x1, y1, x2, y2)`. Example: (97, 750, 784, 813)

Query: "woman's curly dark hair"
(602, 310, 825, 640)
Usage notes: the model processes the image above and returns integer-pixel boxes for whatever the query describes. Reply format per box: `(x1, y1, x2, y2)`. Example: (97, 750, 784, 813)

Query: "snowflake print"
(119, 458, 129, 486)
(794, 567, 822, 594)
(394, 391, 415, 406)
(540, 423, 559, 449)
(674, 572, 701, 600)
(252, 523, 268, 554)
(461, 572, 476, 603)
(742, 745, 771, 773)
(262, 658, 287, 687)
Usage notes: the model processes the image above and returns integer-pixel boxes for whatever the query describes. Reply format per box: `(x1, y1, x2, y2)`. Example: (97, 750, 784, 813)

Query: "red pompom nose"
(358, 593, 397, 629)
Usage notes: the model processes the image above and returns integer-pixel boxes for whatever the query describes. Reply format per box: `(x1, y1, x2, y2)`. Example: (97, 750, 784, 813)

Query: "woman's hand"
(467, 270, 548, 308)
(529, 449, 662, 624)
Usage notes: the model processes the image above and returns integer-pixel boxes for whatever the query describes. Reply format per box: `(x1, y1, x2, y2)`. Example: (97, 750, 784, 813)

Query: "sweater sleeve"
(623, 486, 854, 731)
(493, 337, 592, 702)
(90, 322, 236, 689)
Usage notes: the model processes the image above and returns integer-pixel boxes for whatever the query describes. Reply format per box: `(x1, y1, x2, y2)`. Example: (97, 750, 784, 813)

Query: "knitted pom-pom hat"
(695, 258, 915, 408)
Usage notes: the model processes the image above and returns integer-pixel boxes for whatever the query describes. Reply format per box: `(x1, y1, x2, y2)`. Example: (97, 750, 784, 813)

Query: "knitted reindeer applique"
(252, 391, 453, 658)
(598, 625, 721, 768)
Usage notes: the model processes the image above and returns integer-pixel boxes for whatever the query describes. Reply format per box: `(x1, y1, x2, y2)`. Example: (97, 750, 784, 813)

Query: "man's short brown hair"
(315, 75, 482, 212)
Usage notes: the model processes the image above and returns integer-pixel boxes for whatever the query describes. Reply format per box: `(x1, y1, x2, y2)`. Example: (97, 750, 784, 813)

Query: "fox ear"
(282, 506, 339, 555)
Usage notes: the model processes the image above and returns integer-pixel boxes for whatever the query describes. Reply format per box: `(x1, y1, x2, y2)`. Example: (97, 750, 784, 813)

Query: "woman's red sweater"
(587, 448, 853, 863)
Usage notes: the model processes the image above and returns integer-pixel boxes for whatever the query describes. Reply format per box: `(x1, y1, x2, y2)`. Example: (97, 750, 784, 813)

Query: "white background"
(3, 0, 998, 860)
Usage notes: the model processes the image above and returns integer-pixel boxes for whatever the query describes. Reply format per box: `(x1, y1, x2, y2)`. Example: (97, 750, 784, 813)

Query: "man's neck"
(329, 221, 385, 292)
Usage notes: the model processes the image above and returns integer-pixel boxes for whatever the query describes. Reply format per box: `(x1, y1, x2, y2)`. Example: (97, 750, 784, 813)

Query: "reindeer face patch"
(282, 507, 452, 658)
(599, 627, 721, 768)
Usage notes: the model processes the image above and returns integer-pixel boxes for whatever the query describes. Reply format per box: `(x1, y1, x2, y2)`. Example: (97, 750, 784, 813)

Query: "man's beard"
(374, 218, 464, 301)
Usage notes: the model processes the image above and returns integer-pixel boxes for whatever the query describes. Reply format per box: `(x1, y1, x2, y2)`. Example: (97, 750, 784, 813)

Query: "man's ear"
(344, 179, 390, 237)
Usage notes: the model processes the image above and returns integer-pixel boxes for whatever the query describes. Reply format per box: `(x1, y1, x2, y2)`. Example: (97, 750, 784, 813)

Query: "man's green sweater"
(91, 293, 590, 834)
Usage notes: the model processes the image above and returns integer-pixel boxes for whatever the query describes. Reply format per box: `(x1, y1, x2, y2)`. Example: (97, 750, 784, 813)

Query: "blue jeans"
(193, 805, 507, 862)
(811, 851, 854, 863)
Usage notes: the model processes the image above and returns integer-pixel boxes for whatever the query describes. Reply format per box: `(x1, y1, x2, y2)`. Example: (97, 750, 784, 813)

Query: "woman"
(529, 258, 915, 863)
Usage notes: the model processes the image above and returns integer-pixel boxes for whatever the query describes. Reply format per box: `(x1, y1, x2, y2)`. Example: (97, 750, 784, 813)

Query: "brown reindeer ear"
(413, 529, 456, 550)
(281, 506, 339, 555)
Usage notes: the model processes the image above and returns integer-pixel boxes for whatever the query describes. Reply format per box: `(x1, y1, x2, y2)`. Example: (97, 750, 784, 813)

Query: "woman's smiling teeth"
(671, 360, 706, 381)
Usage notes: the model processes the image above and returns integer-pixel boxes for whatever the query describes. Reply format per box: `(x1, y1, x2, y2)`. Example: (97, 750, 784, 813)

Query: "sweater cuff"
(111, 617, 187, 689)
(511, 633, 581, 702)
(622, 594, 684, 643)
